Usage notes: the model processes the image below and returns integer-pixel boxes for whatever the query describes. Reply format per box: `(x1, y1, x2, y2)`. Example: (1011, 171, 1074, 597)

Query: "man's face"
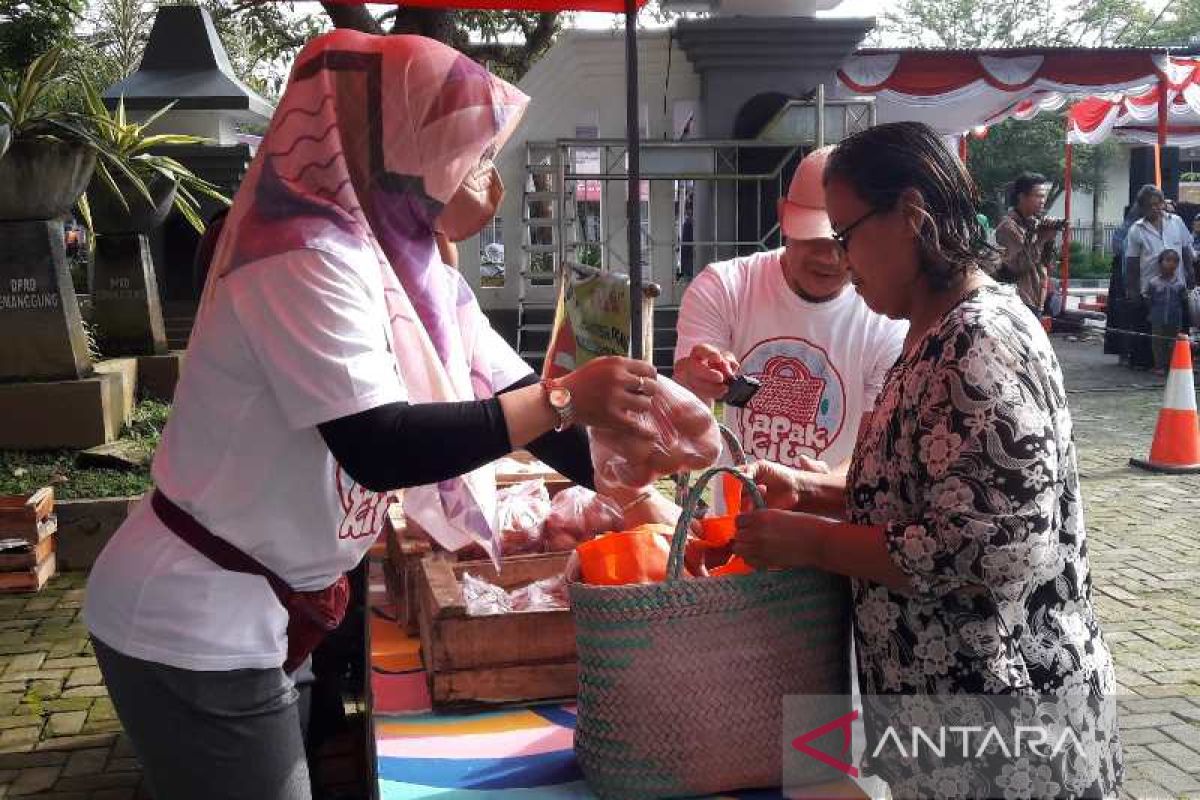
(1147, 197, 1165, 223)
(1018, 184, 1049, 217)
(780, 237, 850, 301)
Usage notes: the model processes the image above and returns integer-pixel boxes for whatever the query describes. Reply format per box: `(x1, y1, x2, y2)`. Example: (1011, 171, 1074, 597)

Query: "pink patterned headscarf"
(200, 31, 530, 564)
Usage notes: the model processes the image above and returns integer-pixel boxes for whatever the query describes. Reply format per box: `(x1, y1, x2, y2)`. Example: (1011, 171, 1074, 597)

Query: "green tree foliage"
(0, 0, 86, 74)
(966, 115, 1119, 219)
(875, 0, 1160, 48)
(85, 0, 154, 79)
(202, 2, 683, 89)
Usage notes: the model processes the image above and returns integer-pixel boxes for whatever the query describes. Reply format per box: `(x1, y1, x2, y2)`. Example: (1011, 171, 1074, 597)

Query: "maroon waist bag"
(151, 490, 349, 673)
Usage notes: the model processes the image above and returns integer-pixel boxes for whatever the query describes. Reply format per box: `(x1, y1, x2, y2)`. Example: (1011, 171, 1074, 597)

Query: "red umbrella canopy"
(320, 0, 647, 9)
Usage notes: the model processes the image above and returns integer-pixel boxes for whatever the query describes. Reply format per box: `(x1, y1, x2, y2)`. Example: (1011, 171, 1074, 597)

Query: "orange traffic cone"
(1130, 334, 1200, 473)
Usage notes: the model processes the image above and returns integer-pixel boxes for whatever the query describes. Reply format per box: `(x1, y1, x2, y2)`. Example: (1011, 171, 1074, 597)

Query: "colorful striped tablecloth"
(367, 553, 868, 800)
(374, 702, 870, 800)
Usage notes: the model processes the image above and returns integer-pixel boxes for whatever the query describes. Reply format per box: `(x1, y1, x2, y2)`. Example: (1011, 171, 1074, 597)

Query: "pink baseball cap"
(778, 145, 835, 241)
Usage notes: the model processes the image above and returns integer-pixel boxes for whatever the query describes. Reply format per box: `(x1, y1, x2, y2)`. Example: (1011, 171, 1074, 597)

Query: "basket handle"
(666, 466, 766, 581)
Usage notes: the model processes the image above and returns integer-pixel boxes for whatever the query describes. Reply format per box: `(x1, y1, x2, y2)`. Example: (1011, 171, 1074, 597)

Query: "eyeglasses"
(832, 208, 882, 252)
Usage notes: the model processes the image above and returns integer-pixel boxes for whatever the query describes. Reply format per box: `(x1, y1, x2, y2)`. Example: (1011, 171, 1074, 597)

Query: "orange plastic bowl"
(710, 555, 753, 577)
(698, 515, 737, 547)
(576, 528, 671, 586)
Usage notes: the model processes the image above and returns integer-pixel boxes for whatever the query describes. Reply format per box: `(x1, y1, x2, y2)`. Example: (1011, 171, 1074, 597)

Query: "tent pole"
(1061, 138, 1073, 314)
(625, 0, 644, 361)
(1156, 76, 1168, 188)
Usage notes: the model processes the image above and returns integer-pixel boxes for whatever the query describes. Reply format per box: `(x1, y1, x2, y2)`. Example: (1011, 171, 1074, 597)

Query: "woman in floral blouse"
(734, 122, 1121, 798)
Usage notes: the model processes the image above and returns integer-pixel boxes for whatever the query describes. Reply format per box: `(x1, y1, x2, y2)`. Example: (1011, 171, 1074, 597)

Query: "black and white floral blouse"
(847, 284, 1122, 798)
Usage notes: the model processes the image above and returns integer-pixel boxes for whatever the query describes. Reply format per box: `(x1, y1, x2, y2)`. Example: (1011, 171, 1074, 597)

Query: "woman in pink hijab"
(84, 31, 661, 799)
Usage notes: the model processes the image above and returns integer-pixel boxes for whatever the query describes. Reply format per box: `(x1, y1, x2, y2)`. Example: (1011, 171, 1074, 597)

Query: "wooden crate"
(496, 451, 571, 496)
(383, 465, 574, 635)
(0, 488, 58, 593)
(417, 552, 577, 706)
(0, 553, 56, 593)
(0, 487, 56, 543)
(0, 534, 55, 571)
(384, 505, 432, 636)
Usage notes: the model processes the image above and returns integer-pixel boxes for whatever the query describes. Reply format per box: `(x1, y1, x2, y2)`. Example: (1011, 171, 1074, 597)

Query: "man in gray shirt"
(1125, 184, 1194, 295)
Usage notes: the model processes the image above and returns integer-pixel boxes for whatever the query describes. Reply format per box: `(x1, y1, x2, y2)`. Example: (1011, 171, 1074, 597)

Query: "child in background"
(1147, 248, 1187, 374)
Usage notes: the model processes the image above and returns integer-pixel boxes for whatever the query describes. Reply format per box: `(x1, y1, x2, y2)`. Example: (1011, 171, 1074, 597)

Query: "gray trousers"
(93, 637, 312, 800)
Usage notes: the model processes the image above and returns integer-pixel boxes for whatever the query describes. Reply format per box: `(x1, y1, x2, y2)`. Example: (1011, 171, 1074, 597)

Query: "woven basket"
(570, 467, 851, 799)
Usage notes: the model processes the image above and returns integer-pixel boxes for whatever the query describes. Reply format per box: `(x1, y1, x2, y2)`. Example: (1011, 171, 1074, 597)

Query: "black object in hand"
(721, 374, 761, 408)
(1038, 217, 1068, 232)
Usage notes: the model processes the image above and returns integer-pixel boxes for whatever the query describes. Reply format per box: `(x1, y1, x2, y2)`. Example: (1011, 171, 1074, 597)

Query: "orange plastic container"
(577, 525, 672, 586)
(710, 555, 753, 577)
(721, 472, 744, 513)
(698, 515, 737, 547)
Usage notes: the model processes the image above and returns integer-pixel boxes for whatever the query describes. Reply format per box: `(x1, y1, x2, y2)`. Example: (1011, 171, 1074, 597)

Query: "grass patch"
(0, 399, 169, 500)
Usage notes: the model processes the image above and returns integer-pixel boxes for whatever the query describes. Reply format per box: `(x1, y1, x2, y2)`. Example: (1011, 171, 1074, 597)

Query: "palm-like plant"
(0, 47, 231, 233)
(0, 47, 153, 221)
(78, 79, 230, 233)
(0, 48, 93, 152)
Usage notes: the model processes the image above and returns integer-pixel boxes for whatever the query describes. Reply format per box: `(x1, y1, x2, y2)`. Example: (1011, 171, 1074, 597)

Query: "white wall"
(1046, 144, 1130, 227)
(463, 30, 700, 311)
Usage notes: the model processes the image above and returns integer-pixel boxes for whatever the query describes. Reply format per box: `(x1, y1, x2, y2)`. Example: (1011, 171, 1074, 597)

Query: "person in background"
(1147, 248, 1187, 375)
(1127, 186, 1194, 292)
(734, 121, 1122, 797)
(84, 31, 675, 800)
(1105, 205, 1136, 361)
(1125, 185, 1192, 369)
(993, 172, 1063, 315)
(673, 146, 906, 485)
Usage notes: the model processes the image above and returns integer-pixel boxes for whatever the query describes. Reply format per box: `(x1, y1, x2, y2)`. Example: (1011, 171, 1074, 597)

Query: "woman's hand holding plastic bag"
(588, 374, 722, 495)
(560, 356, 660, 439)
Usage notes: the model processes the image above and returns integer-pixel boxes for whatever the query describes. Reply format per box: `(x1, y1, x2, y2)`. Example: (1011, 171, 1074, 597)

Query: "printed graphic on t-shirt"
(335, 466, 392, 541)
(735, 337, 847, 466)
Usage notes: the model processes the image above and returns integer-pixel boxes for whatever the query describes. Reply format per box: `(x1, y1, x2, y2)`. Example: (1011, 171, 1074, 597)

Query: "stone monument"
(0, 219, 94, 381)
(92, 234, 170, 356)
(97, 5, 273, 399)
(0, 142, 133, 449)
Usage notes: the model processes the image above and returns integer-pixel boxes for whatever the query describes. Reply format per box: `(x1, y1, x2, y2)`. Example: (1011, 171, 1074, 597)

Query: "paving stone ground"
(0, 334, 1197, 799)
(1059, 335, 1200, 800)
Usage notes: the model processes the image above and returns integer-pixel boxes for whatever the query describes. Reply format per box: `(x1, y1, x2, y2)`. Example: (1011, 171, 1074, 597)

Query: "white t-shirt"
(674, 249, 907, 471)
(85, 249, 530, 671)
(1126, 214, 1193, 295)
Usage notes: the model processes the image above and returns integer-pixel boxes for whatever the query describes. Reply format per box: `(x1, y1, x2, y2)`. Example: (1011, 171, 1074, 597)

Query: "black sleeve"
(495, 374, 595, 490)
(318, 399, 511, 492)
(317, 378, 595, 493)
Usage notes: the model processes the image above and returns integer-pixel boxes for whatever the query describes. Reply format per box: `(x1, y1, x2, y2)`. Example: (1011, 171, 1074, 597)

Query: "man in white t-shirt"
(674, 146, 907, 475)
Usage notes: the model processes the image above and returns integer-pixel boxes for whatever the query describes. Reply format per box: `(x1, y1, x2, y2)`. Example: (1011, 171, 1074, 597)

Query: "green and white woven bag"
(570, 467, 852, 799)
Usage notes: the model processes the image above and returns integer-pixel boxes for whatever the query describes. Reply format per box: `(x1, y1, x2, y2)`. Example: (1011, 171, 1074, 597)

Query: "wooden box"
(0, 553, 57, 592)
(417, 552, 577, 706)
(382, 459, 573, 635)
(0, 534, 55, 571)
(0, 487, 56, 543)
(494, 449, 573, 500)
(0, 488, 58, 593)
(384, 504, 432, 636)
